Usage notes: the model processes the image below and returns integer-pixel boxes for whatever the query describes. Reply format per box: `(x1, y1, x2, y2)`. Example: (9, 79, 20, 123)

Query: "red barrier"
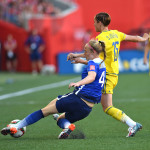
(76, 0, 150, 35)
(0, 21, 31, 72)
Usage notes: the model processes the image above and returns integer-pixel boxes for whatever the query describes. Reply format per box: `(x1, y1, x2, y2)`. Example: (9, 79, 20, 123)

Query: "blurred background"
(0, 1, 150, 149)
(0, 0, 150, 74)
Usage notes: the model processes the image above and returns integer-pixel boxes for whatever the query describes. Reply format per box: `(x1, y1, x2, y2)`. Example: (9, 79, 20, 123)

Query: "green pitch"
(0, 72, 150, 150)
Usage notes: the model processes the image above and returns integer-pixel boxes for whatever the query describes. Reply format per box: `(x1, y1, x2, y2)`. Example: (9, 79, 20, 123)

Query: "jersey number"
(112, 41, 119, 61)
(99, 71, 105, 87)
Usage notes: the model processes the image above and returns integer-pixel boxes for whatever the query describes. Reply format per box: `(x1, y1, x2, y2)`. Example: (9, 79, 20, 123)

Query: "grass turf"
(0, 72, 150, 150)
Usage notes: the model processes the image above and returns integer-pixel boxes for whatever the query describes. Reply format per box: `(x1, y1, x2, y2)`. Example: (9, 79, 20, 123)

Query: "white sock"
(124, 115, 136, 127)
(64, 122, 71, 128)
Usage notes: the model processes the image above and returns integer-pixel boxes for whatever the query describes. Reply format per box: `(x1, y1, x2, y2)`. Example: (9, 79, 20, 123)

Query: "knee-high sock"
(57, 119, 71, 129)
(14, 110, 44, 129)
(105, 106, 136, 127)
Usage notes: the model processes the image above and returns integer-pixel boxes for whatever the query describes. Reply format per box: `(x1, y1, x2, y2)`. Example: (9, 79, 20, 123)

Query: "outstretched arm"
(69, 71, 96, 88)
(125, 33, 149, 42)
(71, 57, 88, 65)
(67, 53, 87, 64)
(67, 53, 85, 61)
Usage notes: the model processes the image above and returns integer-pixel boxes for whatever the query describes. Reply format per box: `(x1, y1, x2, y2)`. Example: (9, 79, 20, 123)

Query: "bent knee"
(101, 104, 113, 113)
(57, 113, 66, 121)
(41, 107, 51, 117)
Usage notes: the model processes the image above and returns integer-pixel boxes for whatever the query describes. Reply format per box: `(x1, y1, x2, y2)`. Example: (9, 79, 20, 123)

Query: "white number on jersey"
(99, 71, 105, 87)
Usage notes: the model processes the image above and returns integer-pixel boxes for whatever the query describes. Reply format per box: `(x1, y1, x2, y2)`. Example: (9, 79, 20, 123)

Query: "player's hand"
(67, 53, 76, 61)
(71, 58, 83, 64)
(143, 33, 149, 41)
(69, 82, 80, 89)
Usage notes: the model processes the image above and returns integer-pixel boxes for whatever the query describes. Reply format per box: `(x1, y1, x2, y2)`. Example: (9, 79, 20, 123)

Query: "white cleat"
(53, 114, 59, 121)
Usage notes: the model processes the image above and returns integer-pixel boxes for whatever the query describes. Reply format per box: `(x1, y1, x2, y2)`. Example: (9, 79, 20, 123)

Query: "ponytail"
(99, 41, 106, 64)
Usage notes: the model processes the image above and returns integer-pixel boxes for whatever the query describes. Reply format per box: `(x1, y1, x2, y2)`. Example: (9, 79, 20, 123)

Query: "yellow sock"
(105, 106, 126, 123)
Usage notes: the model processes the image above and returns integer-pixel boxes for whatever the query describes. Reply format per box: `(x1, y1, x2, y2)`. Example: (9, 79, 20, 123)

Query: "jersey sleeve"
(117, 30, 126, 42)
(87, 61, 98, 73)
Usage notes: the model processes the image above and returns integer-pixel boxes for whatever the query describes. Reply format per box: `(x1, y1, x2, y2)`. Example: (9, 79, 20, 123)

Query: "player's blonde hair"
(88, 39, 106, 63)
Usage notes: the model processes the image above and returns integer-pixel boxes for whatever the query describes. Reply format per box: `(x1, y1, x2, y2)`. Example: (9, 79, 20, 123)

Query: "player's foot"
(1, 127, 17, 136)
(53, 114, 59, 121)
(126, 122, 142, 137)
(58, 124, 75, 139)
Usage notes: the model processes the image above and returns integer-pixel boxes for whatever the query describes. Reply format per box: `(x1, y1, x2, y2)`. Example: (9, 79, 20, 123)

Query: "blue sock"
(15, 110, 44, 129)
(57, 119, 71, 129)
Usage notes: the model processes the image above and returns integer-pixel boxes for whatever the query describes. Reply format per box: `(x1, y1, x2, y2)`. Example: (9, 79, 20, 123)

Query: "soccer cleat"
(58, 124, 75, 139)
(126, 122, 142, 137)
(53, 114, 59, 121)
(1, 127, 17, 136)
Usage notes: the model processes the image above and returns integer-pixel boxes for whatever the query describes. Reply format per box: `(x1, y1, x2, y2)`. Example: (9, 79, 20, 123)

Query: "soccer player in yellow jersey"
(67, 12, 149, 137)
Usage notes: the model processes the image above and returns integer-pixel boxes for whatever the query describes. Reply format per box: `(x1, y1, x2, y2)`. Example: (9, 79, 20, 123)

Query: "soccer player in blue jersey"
(1, 39, 106, 139)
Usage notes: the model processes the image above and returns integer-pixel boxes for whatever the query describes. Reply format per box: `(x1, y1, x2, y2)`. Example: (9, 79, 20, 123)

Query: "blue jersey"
(25, 35, 44, 52)
(73, 58, 106, 103)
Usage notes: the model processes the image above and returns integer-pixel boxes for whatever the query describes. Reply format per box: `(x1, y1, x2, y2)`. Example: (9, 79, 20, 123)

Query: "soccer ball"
(41, 64, 56, 75)
(8, 119, 26, 138)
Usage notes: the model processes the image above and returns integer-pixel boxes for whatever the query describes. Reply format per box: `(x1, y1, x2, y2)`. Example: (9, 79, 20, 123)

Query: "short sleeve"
(87, 61, 97, 73)
(117, 31, 126, 42)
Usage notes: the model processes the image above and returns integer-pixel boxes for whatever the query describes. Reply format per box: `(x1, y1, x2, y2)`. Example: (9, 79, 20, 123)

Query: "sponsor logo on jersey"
(90, 65, 95, 70)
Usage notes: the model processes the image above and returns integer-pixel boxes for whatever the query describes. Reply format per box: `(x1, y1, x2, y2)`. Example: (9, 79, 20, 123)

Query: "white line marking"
(114, 98, 150, 103)
(0, 77, 80, 101)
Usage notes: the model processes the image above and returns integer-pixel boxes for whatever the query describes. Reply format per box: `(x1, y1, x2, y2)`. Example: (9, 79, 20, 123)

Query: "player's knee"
(41, 107, 51, 117)
(57, 114, 65, 121)
(101, 103, 111, 112)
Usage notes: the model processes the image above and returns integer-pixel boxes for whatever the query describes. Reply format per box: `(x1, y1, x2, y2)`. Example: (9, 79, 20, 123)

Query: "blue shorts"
(56, 93, 92, 123)
(30, 52, 42, 61)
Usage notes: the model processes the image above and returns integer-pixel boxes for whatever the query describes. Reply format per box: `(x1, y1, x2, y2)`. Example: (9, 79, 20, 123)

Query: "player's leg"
(101, 75, 142, 137)
(37, 60, 43, 72)
(101, 93, 136, 126)
(12, 58, 17, 72)
(1, 98, 59, 135)
(30, 53, 38, 74)
(31, 61, 37, 74)
(36, 52, 43, 73)
(54, 93, 92, 139)
(53, 93, 76, 139)
(53, 113, 75, 139)
(6, 60, 12, 72)
(53, 113, 73, 130)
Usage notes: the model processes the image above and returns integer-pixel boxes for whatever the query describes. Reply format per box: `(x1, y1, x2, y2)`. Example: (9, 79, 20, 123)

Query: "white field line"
(0, 77, 80, 101)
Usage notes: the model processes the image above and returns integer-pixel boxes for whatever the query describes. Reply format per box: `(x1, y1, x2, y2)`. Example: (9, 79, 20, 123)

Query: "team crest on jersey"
(90, 65, 95, 70)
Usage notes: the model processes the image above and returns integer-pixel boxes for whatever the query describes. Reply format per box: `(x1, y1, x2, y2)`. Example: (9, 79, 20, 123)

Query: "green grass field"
(0, 72, 150, 150)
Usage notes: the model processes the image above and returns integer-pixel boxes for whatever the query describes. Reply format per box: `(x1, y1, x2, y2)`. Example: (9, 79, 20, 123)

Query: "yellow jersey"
(96, 30, 126, 75)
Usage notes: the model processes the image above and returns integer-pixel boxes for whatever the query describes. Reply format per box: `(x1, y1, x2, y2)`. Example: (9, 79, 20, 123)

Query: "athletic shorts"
(102, 74, 118, 94)
(30, 52, 42, 61)
(56, 93, 92, 123)
(6, 52, 16, 61)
